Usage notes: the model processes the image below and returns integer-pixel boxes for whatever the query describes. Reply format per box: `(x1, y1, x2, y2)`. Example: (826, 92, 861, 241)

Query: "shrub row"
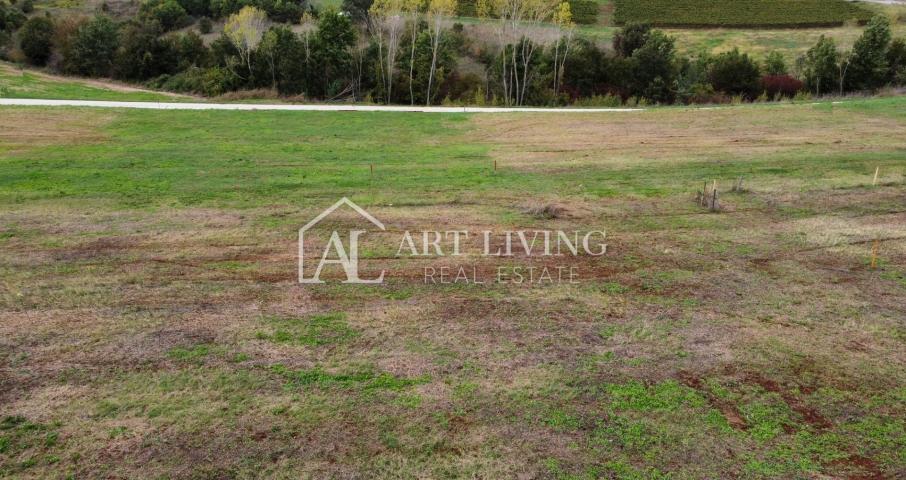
(3, 6, 905, 106)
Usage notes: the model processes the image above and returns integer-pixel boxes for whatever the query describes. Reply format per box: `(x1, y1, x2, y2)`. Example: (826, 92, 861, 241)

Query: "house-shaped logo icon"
(298, 197, 386, 284)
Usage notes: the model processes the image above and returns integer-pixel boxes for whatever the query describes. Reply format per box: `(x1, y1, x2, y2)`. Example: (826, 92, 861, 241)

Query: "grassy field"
(0, 63, 188, 102)
(1, 94, 905, 478)
(612, 0, 873, 28)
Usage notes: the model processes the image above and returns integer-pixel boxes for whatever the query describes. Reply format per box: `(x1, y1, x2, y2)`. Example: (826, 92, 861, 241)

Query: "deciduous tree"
(224, 5, 268, 76)
(368, 0, 406, 102)
(800, 35, 838, 96)
(477, 0, 559, 105)
(551, 1, 573, 97)
(425, 0, 456, 104)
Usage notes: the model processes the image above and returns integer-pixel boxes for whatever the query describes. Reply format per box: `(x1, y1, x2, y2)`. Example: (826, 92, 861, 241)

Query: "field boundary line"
(0, 98, 645, 113)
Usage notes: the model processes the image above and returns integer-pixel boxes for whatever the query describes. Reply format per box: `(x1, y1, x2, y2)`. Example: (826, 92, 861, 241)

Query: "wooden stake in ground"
(870, 239, 880, 269)
(872, 166, 879, 186)
(709, 180, 719, 211)
(370, 163, 374, 177)
(494, 160, 497, 172)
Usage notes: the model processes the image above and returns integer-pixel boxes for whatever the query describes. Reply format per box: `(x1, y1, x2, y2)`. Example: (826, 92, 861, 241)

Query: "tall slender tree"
(369, 0, 406, 102)
(405, 0, 424, 105)
(425, 0, 456, 105)
(551, 1, 573, 97)
(478, 0, 559, 105)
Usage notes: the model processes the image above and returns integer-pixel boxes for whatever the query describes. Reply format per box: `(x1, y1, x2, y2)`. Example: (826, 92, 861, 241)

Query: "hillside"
(613, 0, 874, 28)
(2, 0, 905, 105)
(0, 62, 189, 101)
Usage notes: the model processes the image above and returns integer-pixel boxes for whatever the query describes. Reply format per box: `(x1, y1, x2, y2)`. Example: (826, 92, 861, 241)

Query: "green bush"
(573, 93, 622, 107)
(800, 35, 839, 96)
(176, 30, 209, 69)
(18, 15, 54, 65)
(845, 15, 892, 91)
(209, 0, 304, 22)
(198, 16, 212, 34)
(629, 30, 676, 103)
(614, 22, 651, 58)
(63, 15, 119, 76)
(153, 65, 239, 95)
(177, 0, 210, 16)
(256, 0, 305, 23)
(614, 0, 872, 28)
(763, 51, 787, 76)
(708, 48, 761, 98)
(140, 0, 189, 31)
(0, 1, 26, 33)
(113, 24, 178, 80)
(889, 38, 906, 86)
(209, 0, 246, 17)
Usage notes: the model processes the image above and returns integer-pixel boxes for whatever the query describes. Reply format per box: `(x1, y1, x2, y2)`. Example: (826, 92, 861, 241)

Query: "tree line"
(2, 0, 905, 105)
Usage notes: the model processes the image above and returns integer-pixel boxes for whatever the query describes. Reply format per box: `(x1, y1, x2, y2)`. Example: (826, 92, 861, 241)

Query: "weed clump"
(524, 203, 565, 220)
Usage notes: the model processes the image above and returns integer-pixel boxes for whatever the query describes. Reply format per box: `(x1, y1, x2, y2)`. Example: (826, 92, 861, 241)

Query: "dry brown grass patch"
(472, 107, 906, 171)
(0, 108, 113, 154)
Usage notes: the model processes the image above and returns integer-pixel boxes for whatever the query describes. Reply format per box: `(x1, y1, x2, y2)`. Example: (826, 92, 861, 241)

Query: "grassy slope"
(612, 0, 872, 27)
(0, 63, 186, 102)
(560, 2, 906, 59)
(578, 0, 906, 58)
(0, 99, 905, 478)
(446, 19, 906, 66)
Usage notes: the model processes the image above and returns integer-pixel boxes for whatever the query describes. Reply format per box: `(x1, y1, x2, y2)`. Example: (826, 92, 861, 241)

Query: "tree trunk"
(426, 20, 441, 105)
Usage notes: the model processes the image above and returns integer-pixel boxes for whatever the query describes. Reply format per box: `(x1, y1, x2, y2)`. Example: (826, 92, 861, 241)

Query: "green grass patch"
(0, 416, 62, 475)
(271, 364, 427, 391)
(256, 312, 359, 346)
(92, 368, 269, 425)
(605, 380, 705, 412)
(0, 64, 180, 102)
(3, 98, 906, 210)
(0, 108, 492, 208)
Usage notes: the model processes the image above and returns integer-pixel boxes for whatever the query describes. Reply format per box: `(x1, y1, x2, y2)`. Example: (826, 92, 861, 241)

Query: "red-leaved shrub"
(760, 75, 804, 98)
